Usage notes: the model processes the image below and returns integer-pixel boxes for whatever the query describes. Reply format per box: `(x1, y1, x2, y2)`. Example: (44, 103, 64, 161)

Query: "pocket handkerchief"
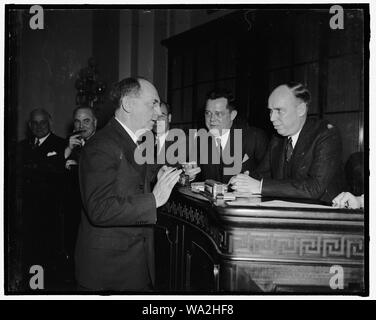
(47, 151, 57, 157)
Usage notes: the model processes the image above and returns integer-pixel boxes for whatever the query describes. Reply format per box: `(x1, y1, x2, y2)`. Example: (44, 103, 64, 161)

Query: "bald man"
(230, 82, 345, 203)
(75, 77, 181, 291)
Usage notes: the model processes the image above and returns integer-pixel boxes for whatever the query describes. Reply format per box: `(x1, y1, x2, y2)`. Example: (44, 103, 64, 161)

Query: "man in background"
(196, 88, 268, 183)
(62, 106, 98, 281)
(64, 106, 97, 168)
(17, 108, 66, 289)
(153, 101, 173, 162)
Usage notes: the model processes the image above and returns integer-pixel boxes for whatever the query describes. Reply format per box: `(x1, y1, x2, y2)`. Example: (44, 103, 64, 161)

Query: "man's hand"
(69, 134, 83, 150)
(65, 159, 78, 170)
(332, 192, 362, 209)
(153, 166, 182, 208)
(181, 162, 201, 181)
(229, 173, 261, 194)
(65, 134, 84, 159)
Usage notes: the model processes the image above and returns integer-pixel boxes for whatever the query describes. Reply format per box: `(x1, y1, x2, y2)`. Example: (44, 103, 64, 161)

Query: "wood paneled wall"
(163, 8, 366, 162)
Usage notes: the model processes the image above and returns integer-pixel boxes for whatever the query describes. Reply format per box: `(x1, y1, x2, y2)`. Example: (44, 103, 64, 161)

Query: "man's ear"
(121, 96, 132, 113)
(230, 110, 238, 121)
(168, 114, 172, 123)
(94, 118, 98, 128)
(297, 103, 307, 117)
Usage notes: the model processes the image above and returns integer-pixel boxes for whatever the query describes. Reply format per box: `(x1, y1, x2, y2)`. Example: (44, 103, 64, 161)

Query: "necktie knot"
(215, 137, 221, 149)
(285, 137, 293, 162)
(155, 137, 160, 153)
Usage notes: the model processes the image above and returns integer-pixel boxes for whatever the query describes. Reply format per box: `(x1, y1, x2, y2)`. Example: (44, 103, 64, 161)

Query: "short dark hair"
(72, 106, 97, 119)
(109, 77, 142, 108)
(286, 82, 311, 105)
(206, 88, 236, 111)
(160, 101, 171, 115)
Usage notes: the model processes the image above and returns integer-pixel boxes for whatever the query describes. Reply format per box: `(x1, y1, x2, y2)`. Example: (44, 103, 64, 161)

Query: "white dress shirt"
(35, 132, 51, 146)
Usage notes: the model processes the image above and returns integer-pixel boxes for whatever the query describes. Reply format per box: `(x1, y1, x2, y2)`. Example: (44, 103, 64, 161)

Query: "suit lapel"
(109, 118, 146, 176)
(272, 136, 286, 179)
(290, 119, 314, 167)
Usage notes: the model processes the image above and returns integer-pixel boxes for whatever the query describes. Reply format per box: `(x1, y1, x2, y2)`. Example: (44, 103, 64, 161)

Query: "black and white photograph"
(3, 2, 370, 299)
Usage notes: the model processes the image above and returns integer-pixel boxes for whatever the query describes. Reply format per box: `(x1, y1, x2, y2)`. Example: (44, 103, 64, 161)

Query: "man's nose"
(270, 110, 277, 122)
(154, 104, 162, 117)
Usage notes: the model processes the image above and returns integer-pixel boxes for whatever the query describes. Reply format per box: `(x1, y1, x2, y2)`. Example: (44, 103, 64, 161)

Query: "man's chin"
(209, 128, 221, 137)
(275, 129, 287, 136)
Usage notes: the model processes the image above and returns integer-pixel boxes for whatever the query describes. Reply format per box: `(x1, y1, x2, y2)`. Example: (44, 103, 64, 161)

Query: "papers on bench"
(227, 198, 335, 209)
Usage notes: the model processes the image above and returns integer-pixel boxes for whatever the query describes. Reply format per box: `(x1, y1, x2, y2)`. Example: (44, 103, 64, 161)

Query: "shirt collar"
(216, 129, 231, 149)
(156, 131, 169, 150)
(115, 117, 139, 145)
(36, 132, 51, 146)
(289, 128, 302, 149)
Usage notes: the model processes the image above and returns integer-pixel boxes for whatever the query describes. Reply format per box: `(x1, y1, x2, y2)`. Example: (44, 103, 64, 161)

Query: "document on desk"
(227, 199, 335, 209)
(257, 200, 335, 209)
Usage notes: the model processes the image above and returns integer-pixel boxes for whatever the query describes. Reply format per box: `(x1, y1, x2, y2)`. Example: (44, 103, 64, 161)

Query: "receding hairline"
(269, 85, 298, 103)
(270, 83, 310, 106)
(29, 108, 51, 121)
(73, 107, 97, 119)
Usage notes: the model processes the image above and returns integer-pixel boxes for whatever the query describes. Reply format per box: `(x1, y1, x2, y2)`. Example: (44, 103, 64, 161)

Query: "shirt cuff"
(259, 179, 263, 194)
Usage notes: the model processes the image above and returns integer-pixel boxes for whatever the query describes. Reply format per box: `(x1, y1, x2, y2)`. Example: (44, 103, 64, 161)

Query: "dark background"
(8, 6, 366, 163)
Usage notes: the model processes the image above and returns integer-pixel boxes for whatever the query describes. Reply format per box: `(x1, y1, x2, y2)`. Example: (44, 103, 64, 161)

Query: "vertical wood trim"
(180, 224, 185, 290)
(130, 10, 139, 76)
(318, 15, 329, 119)
(185, 252, 191, 291)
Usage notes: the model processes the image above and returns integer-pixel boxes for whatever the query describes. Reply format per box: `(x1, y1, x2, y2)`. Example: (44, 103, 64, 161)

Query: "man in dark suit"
(62, 107, 98, 280)
(230, 82, 345, 203)
(17, 108, 66, 289)
(64, 106, 98, 168)
(196, 89, 268, 183)
(75, 77, 181, 291)
(153, 101, 174, 165)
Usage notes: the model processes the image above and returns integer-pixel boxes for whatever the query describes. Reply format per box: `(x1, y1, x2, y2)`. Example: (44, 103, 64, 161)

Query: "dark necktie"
(33, 138, 40, 149)
(216, 137, 222, 158)
(285, 137, 293, 162)
(154, 138, 160, 160)
(216, 137, 224, 181)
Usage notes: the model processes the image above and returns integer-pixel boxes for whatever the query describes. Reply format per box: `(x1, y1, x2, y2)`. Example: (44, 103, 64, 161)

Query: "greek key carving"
(228, 232, 363, 260)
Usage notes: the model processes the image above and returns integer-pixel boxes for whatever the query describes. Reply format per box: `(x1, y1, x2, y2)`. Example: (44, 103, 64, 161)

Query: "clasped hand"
(228, 171, 261, 194)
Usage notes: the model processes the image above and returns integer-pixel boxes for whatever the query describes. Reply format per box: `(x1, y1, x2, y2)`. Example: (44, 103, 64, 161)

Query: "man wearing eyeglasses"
(196, 88, 268, 183)
(153, 101, 172, 160)
(229, 82, 346, 202)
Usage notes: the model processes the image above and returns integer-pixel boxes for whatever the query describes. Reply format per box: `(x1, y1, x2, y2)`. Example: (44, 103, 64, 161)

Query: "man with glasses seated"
(153, 101, 173, 163)
(195, 88, 268, 183)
